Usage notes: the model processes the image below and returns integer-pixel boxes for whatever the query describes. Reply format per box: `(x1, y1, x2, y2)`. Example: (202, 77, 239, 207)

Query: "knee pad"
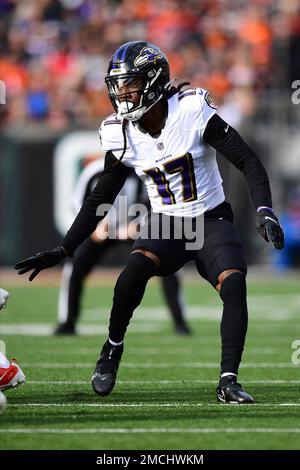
(114, 252, 157, 299)
(220, 271, 246, 304)
(128, 252, 158, 277)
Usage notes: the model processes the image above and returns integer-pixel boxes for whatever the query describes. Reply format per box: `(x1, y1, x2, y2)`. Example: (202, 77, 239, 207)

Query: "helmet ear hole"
(148, 69, 156, 78)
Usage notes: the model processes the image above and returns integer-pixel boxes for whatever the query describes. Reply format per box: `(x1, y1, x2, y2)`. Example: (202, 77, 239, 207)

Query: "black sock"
(109, 252, 157, 343)
(160, 274, 185, 326)
(219, 272, 248, 375)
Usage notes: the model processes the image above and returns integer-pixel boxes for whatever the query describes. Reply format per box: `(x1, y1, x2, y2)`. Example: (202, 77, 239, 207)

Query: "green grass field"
(1, 273, 299, 450)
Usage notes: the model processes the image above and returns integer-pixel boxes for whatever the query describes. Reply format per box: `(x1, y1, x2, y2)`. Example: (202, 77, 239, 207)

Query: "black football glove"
(256, 208, 284, 250)
(14, 246, 67, 281)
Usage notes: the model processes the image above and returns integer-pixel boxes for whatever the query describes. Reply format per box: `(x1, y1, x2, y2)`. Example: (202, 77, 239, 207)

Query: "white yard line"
(0, 324, 160, 336)
(21, 362, 299, 368)
(1, 428, 300, 434)
(2, 294, 300, 337)
(82, 297, 300, 321)
(7, 403, 300, 408)
(27, 379, 300, 385)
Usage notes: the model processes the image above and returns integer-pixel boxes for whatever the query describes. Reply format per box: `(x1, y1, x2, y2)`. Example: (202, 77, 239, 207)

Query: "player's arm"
(15, 152, 131, 280)
(203, 114, 284, 250)
(62, 151, 131, 254)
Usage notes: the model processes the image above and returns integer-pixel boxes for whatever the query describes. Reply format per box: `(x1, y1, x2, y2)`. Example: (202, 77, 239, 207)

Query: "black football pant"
(108, 203, 248, 375)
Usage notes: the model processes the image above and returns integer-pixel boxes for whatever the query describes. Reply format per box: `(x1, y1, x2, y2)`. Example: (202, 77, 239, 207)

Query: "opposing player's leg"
(0, 390, 7, 413)
(160, 273, 192, 335)
(0, 290, 26, 393)
(0, 288, 10, 310)
(55, 238, 115, 335)
(0, 352, 26, 391)
(194, 217, 254, 404)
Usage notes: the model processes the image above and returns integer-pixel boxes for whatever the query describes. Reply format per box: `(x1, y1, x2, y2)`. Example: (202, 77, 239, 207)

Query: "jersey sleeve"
(178, 87, 217, 137)
(99, 115, 128, 160)
(71, 159, 105, 215)
(61, 152, 131, 255)
(203, 114, 272, 209)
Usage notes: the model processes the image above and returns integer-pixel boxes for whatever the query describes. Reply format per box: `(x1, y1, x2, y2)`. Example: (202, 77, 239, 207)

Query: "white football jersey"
(99, 88, 225, 217)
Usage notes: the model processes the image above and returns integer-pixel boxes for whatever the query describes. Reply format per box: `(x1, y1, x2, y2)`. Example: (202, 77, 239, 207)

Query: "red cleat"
(0, 359, 26, 391)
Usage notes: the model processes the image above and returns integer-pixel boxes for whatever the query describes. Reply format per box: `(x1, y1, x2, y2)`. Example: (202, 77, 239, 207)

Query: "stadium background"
(0, 0, 300, 448)
(1, 0, 300, 267)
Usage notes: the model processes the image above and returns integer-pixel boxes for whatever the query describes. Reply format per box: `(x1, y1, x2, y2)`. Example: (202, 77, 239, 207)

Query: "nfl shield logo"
(157, 142, 164, 150)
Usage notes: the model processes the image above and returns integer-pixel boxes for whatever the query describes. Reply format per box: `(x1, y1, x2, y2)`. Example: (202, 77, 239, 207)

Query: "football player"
(15, 41, 284, 404)
(0, 288, 26, 412)
(55, 159, 191, 335)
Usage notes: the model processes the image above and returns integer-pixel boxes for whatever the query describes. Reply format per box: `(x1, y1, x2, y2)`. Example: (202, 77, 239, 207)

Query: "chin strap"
(118, 119, 128, 164)
(164, 78, 178, 91)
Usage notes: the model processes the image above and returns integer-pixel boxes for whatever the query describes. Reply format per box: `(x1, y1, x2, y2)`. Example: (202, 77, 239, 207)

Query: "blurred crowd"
(0, 0, 299, 129)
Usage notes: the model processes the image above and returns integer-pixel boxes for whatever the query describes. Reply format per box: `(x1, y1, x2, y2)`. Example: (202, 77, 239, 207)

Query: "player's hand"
(14, 246, 67, 281)
(256, 208, 284, 250)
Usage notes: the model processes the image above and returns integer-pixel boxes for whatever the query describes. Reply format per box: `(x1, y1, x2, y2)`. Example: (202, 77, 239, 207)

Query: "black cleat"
(53, 323, 76, 335)
(216, 375, 255, 404)
(91, 340, 124, 397)
(174, 322, 192, 335)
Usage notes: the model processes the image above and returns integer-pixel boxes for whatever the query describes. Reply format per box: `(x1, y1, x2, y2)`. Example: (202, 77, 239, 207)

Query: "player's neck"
(137, 101, 167, 137)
